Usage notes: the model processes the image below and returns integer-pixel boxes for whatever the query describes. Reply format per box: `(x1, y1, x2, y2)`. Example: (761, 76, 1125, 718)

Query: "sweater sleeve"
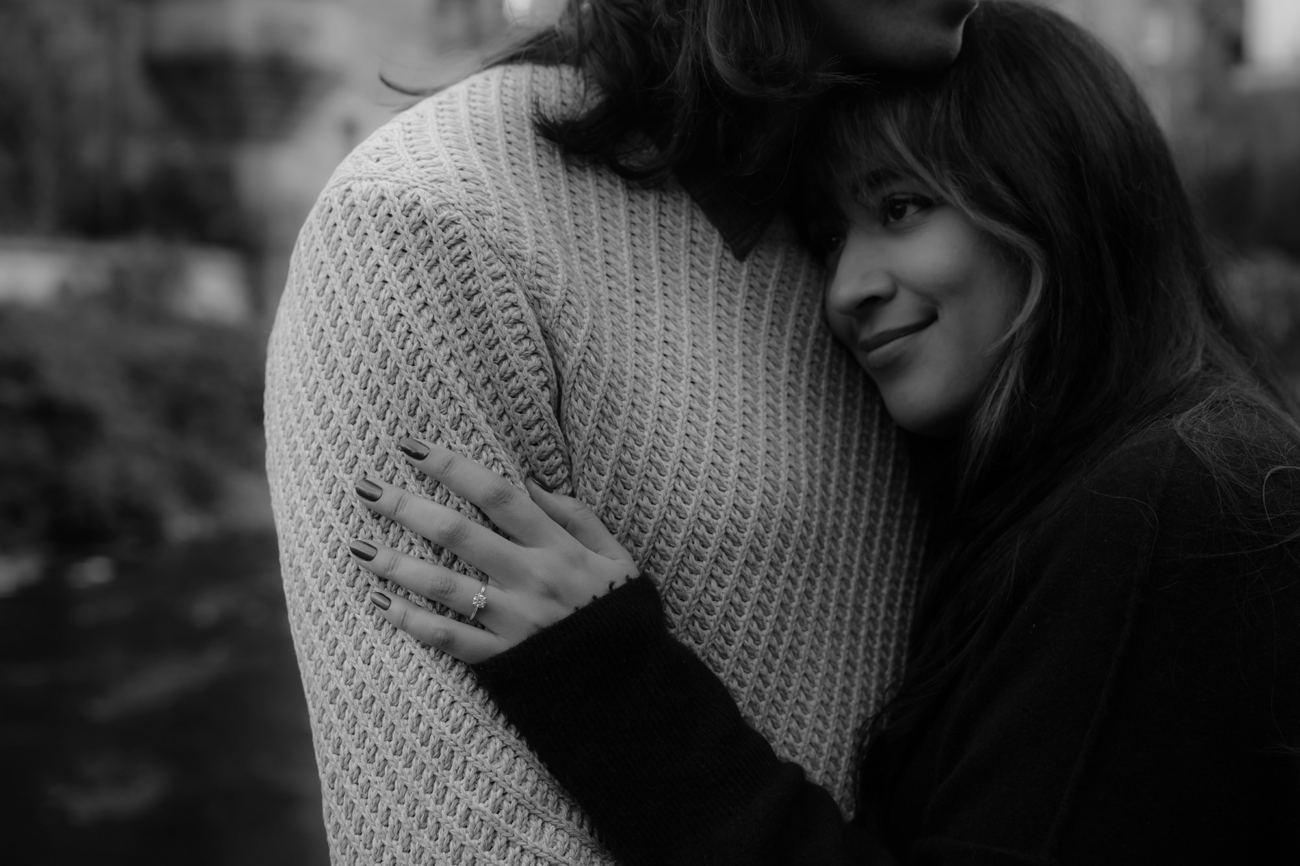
(473, 578, 901, 866)
(264, 177, 613, 864)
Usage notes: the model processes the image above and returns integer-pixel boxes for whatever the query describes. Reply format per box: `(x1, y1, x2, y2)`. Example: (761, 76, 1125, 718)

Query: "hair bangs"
(816, 78, 1049, 396)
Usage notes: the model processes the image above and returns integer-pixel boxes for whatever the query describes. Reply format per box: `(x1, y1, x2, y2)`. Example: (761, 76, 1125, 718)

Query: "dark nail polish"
(398, 437, 429, 460)
(349, 540, 377, 562)
(355, 478, 383, 502)
(527, 474, 555, 494)
(369, 591, 391, 611)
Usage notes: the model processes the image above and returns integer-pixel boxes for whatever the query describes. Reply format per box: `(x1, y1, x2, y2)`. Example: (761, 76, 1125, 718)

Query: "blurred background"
(0, 0, 1297, 863)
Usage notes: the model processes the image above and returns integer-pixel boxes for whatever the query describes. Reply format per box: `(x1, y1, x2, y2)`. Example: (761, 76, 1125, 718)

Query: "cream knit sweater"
(265, 63, 925, 865)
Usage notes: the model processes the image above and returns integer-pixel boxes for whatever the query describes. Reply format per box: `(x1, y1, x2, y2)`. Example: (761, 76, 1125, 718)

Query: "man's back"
(265, 62, 923, 864)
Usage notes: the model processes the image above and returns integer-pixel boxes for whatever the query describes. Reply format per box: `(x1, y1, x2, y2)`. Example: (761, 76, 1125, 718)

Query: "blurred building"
(1036, 0, 1244, 126)
(143, 0, 508, 312)
(1243, 0, 1300, 80)
(148, 0, 586, 314)
(3, 0, 1297, 319)
(1038, 0, 1300, 109)
(0, 0, 529, 321)
(1037, 0, 1300, 257)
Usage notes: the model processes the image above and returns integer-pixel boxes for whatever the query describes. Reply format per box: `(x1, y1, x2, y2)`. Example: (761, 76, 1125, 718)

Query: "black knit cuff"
(468, 574, 860, 866)
(472, 576, 667, 703)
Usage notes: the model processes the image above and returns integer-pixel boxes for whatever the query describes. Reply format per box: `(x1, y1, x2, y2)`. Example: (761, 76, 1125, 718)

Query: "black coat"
(474, 417, 1300, 865)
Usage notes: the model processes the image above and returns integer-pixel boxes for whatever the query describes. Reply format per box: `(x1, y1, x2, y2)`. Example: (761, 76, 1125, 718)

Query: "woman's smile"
(858, 315, 939, 367)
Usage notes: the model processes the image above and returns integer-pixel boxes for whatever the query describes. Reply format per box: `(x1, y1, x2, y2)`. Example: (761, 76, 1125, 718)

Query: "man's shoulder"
(323, 63, 589, 201)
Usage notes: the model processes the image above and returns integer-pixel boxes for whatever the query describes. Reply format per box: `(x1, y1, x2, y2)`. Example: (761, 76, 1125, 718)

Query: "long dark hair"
(804, 1, 1300, 819)
(479, 0, 857, 185)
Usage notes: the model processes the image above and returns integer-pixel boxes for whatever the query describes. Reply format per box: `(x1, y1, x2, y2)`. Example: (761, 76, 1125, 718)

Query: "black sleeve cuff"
(472, 576, 668, 702)
(472, 578, 884, 866)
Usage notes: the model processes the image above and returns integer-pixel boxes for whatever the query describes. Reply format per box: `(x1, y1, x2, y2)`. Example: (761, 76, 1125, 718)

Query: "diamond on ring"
(469, 583, 488, 621)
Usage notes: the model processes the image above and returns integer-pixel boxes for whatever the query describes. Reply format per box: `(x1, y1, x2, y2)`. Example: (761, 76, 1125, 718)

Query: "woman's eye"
(808, 225, 846, 260)
(879, 194, 933, 226)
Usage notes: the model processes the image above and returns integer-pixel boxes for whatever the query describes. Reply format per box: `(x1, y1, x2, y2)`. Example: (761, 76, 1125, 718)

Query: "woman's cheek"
(880, 341, 969, 438)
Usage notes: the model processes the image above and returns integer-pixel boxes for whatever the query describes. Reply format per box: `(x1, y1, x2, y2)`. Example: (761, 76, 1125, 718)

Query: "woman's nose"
(825, 238, 896, 318)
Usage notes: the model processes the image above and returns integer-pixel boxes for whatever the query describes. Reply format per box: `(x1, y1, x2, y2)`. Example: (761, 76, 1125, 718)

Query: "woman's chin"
(883, 401, 963, 440)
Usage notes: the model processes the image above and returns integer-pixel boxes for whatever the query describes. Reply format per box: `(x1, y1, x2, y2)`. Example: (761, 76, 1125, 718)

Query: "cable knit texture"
(264, 63, 925, 865)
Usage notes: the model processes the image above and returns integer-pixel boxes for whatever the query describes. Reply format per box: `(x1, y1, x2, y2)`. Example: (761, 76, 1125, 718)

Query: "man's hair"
(804, 0, 1300, 812)
(498, 0, 854, 185)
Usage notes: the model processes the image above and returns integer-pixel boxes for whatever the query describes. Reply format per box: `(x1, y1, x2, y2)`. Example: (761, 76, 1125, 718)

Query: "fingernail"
(369, 591, 391, 611)
(527, 474, 555, 494)
(355, 477, 383, 502)
(398, 437, 429, 460)
(349, 540, 377, 562)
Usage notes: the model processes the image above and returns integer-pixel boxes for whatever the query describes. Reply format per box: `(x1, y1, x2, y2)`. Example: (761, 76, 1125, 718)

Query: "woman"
(349, 3, 1300, 862)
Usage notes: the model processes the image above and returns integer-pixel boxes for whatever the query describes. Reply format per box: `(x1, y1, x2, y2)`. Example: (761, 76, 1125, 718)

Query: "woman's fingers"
(397, 438, 559, 547)
(355, 475, 524, 582)
(368, 590, 506, 664)
(524, 478, 637, 569)
(350, 539, 484, 619)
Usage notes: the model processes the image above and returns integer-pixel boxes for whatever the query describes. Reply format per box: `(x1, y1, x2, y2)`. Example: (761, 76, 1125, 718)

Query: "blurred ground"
(2, 532, 327, 866)
(0, 284, 325, 863)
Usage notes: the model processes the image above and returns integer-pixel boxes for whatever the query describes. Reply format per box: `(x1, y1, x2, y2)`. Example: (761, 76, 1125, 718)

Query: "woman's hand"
(349, 437, 638, 663)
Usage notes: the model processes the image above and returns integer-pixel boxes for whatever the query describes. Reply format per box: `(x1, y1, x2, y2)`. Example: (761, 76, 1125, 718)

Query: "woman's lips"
(858, 317, 936, 355)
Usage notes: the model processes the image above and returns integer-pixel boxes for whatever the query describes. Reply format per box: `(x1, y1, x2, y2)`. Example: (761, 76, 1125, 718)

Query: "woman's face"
(823, 176, 1022, 438)
(805, 0, 980, 70)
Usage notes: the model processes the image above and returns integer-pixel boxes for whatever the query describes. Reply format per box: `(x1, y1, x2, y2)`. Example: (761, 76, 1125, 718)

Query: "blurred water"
(1, 533, 328, 866)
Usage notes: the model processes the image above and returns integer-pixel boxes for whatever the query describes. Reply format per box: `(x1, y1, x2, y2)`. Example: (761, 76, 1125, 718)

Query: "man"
(265, 1, 977, 862)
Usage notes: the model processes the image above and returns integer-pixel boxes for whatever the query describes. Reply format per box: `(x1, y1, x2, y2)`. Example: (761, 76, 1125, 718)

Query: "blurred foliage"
(0, 297, 265, 557)
(1176, 84, 1300, 389)
(1223, 251, 1300, 380)
(1178, 87, 1300, 261)
(0, 0, 246, 243)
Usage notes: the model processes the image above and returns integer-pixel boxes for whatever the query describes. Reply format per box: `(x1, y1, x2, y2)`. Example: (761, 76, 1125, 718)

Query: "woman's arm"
(356, 432, 1300, 865)
(353, 441, 899, 866)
